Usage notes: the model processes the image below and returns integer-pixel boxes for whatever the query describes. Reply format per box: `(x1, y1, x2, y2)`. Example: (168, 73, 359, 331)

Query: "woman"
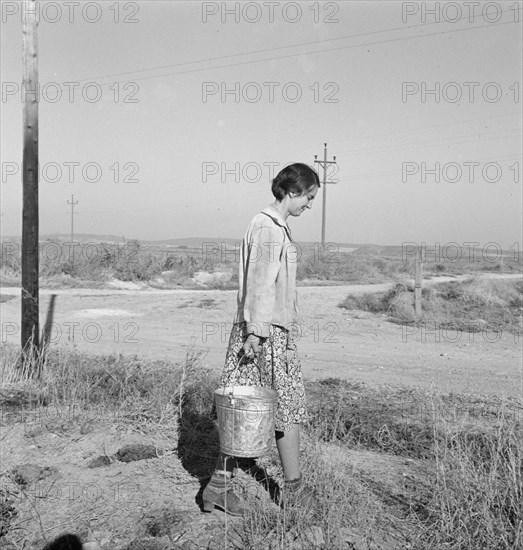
(202, 163, 320, 516)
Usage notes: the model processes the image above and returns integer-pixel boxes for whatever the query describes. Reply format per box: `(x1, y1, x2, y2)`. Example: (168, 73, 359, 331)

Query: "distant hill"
(352, 245, 405, 255)
(2, 233, 128, 244)
(1, 233, 375, 251)
(150, 237, 241, 247)
(1, 234, 517, 258)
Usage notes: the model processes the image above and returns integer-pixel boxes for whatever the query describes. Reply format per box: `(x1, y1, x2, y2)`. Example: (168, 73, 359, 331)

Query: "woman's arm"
(242, 223, 284, 339)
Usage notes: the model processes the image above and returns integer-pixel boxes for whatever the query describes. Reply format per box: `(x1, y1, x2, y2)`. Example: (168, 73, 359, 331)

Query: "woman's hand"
(242, 334, 263, 359)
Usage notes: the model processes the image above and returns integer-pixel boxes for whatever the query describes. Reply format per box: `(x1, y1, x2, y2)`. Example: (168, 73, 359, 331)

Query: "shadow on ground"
(176, 384, 221, 509)
(176, 384, 280, 510)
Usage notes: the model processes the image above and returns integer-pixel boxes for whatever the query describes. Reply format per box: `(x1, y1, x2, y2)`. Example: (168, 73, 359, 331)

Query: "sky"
(0, 0, 522, 249)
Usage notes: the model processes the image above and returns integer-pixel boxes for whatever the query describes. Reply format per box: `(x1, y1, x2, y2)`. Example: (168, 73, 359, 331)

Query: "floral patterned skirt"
(220, 322, 307, 432)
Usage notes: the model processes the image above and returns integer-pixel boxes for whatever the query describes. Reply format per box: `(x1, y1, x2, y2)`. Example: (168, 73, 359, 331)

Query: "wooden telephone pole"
(67, 194, 78, 262)
(314, 143, 337, 246)
(21, 0, 40, 356)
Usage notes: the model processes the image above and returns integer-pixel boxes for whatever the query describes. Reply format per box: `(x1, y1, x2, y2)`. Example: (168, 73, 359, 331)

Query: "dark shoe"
(282, 475, 318, 510)
(202, 470, 246, 516)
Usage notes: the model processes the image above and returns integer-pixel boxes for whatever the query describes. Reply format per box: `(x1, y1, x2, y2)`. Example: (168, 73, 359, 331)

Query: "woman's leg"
(213, 452, 237, 473)
(275, 424, 301, 481)
(276, 424, 317, 510)
(202, 453, 244, 515)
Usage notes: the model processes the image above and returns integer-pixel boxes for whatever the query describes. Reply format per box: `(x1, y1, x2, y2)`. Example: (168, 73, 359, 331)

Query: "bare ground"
(1, 273, 521, 397)
(0, 274, 521, 549)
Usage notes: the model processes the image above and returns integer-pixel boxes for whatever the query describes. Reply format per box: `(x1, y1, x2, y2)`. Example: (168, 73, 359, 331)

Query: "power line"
(79, 188, 268, 215)
(71, 152, 521, 215)
(328, 112, 522, 146)
(343, 128, 522, 157)
(76, 7, 521, 83)
(76, 19, 520, 85)
(337, 154, 521, 181)
(70, 129, 521, 215)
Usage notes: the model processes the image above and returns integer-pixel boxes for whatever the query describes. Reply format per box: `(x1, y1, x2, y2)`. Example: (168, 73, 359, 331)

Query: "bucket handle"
(228, 345, 272, 404)
(237, 343, 270, 383)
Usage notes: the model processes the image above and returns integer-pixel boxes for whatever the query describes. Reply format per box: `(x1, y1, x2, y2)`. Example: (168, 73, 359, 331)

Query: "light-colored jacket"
(234, 204, 299, 337)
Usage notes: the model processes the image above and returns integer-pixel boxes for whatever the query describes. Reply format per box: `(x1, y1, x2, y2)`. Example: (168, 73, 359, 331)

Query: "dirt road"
(1, 274, 521, 398)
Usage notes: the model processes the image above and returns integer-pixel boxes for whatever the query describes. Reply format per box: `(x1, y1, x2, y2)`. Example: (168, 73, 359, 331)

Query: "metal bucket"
(215, 385, 279, 457)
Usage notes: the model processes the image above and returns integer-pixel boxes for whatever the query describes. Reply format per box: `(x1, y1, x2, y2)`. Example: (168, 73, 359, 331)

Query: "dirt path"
(0, 274, 521, 550)
(1, 273, 521, 398)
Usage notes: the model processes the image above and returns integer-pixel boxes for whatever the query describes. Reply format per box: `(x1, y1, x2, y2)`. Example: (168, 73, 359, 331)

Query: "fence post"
(414, 246, 422, 318)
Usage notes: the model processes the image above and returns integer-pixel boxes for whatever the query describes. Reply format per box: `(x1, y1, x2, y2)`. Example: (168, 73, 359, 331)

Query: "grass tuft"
(1, 346, 521, 549)
(339, 277, 523, 334)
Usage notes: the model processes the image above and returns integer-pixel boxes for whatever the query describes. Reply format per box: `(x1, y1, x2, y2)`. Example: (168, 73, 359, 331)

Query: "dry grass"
(305, 379, 522, 549)
(3, 239, 520, 289)
(418, 417, 522, 549)
(340, 277, 523, 335)
(1, 346, 521, 549)
(0, 345, 190, 442)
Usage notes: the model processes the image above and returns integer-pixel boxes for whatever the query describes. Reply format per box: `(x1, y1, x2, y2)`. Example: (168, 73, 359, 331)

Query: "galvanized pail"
(214, 385, 279, 457)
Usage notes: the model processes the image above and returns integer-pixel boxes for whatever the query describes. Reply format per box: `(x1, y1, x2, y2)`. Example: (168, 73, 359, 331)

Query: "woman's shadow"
(42, 534, 82, 549)
(176, 384, 280, 510)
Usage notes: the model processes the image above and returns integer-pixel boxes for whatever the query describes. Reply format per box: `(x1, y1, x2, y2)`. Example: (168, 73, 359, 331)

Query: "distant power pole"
(414, 246, 423, 318)
(67, 194, 78, 262)
(21, 0, 39, 357)
(314, 143, 337, 247)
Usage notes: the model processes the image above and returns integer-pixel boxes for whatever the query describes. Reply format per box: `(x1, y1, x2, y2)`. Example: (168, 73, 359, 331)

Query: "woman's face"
(289, 186, 318, 216)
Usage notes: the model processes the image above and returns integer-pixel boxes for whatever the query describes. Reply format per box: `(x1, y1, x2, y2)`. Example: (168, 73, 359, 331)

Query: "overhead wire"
(76, 6, 522, 83)
(74, 151, 521, 216)
(341, 128, 522, 156)
(328, 112, 522, 146)
(73, 13, 522, 85)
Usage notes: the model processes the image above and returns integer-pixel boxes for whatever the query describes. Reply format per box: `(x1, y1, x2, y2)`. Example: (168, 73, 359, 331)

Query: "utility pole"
(414, 246, 423, 318)
(21, 0, 39, 358)
(314, 143, 337, 247)
(67, 194, 78, 263)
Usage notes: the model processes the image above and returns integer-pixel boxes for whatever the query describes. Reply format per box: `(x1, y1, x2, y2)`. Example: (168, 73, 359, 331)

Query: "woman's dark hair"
(271, 163, 320, 201)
